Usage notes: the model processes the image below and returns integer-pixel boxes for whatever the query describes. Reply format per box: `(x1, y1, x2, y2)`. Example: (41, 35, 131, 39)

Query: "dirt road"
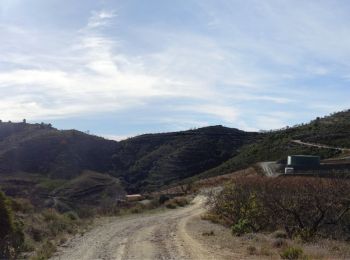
(291, 140, 350, 152)
(51, 196, 222, 260)
(259, 161, 280, 177)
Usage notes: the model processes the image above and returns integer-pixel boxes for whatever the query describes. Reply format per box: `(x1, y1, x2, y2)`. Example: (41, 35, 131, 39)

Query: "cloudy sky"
(0, 0, 349, 140)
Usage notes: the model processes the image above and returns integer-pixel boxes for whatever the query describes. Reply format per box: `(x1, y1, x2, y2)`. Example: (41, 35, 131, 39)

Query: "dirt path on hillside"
(51, 196, 242, 260)
(291, 140, 350, 152)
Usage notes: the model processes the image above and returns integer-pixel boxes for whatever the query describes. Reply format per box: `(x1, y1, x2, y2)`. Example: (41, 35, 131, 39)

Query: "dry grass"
(199, 212, 350, 259)
(12, 199, 89, 260)
(202, 230, 215, 236)
(300, 239, 350, 259)
(152, 167, 258, 197)
(200, 212, 226, 225)
(164, 197, 189, 209)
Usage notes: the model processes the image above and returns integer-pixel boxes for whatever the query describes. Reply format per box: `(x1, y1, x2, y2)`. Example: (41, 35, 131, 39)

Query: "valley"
(1, 109, 350, 259)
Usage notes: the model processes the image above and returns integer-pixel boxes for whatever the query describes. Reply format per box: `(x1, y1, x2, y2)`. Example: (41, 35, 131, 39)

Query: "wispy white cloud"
(0, 1, 349, 134)
(87, 10, 116, 29)
(0, 10, 265, 123)
(175, 104, 239, 124)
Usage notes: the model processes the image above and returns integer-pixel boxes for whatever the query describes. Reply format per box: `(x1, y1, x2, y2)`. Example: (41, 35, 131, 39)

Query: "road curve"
(51, 196, 215, 260)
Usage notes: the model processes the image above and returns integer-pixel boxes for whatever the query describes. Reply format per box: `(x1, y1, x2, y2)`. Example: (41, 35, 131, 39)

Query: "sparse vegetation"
(0, 190, 25, 259)
(22, 209, 82, 258)
(200, 110, 350, 178)
(129, 203, 147, 214)
(112, 125, 258, 193)
(231, 219, 254, 236)
(202, 230, 215, 236)
(272, 238, 288, 248)
(158, 194, 170, 204)
(0, 192, 89, 259)
(273, 230, 288, 239)
(246, 245, 257, 255)
(208, 176, 350, 240)
(164, 197, 189, 209)
(0, 110, 350, 258)
(1, 110, 350, 198)
(32, 240, 57, 260)
(201, 212, 224, 224)
(0, 122, 259, 194)
(280, 246, 304, 259)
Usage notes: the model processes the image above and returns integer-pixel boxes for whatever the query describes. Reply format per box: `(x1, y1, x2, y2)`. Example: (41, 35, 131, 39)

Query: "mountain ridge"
(0, 109, 349, 197)
(0, 122, 258, 194)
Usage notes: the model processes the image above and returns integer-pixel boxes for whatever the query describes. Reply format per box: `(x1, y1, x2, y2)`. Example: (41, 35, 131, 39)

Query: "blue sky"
(0, 0, 349, 140)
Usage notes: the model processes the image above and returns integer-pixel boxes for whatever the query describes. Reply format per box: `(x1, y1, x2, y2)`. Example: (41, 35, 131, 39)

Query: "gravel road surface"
(51, 196, 220, 260)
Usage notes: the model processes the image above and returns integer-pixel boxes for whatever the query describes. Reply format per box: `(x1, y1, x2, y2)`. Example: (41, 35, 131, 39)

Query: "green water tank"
(287, 155, 320, 167)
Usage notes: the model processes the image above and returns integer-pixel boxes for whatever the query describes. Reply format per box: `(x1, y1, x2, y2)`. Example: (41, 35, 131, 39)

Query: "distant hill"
(198, 109, 350, 178)
(0, 122, 119, 179)
(110, 126, 259, 192)
(0, 122, 258, 195)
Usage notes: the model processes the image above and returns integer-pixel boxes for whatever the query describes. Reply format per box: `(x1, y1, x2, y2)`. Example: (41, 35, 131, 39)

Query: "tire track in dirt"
(51, 196, 215, 260)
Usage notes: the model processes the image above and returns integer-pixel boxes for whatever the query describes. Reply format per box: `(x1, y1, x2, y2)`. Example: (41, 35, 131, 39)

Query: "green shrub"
(64, 211, 79, 221)
(32, 240, 57, 260)
(42, 208, 64, 222)
(10, 198, 34, 213)
(281, 246, 304, 259)
(0, 191, 25, 259)
(294, 228, 314, 242)
(42, 208, 77, 236)
(231, 219, 253, 236)
(22, 237, 35, 252)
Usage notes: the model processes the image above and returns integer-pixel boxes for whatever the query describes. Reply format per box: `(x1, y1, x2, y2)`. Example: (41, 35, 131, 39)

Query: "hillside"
(198, 109, 350, 178)
(0, 122, 258, 195)
(0, 122, 119, 179)
(0, 109, 349, 195)
(111, 126, 259, 192)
